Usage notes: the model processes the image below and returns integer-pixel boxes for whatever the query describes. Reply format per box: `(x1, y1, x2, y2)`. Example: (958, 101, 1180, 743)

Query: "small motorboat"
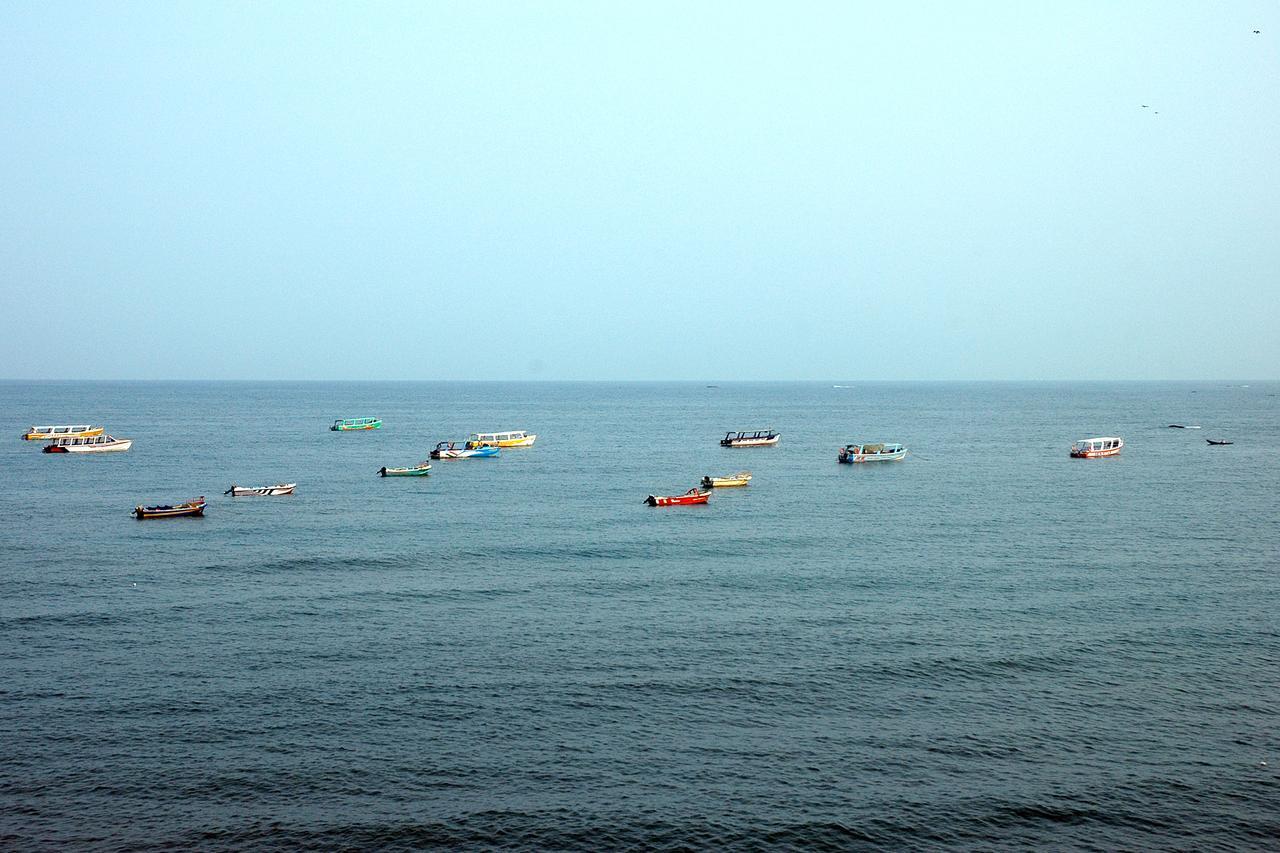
(838, 443, 906, 463)
(431, 441, 500, 459)
(379, 463, 432, 476)
(1167, 424, 1200, 429)
(224, 483, 296, 496)
(134, 497, 206, 519)
(331, 417, 381, 431)
(1070, 437, 1123, 458)
(645, 488, 710, 507)
(1206, 439, 1234, 446)
(43, 435, 132, 453)
(22, 424, 103, 440)
(721, 429, 780, 447)
(701, 471, 752, 488)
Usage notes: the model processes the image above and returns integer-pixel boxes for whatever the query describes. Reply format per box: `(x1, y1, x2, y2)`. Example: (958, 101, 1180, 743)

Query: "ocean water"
(1, 380, 1278, 850)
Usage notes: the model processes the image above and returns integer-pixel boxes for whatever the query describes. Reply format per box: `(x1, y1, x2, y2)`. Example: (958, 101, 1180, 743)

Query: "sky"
(1, 2, 1277, 380)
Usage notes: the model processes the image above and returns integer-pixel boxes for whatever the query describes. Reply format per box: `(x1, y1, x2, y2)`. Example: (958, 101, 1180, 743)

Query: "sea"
(1, 380, 1277, 850)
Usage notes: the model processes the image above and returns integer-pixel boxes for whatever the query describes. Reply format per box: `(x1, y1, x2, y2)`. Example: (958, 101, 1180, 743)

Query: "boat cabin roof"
(725, 429, 776, 438)
(469, 430, 527, 439)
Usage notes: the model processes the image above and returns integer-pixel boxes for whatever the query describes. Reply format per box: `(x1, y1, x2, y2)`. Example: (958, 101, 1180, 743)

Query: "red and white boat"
(645, 488, 710, 507)
(1070, 436, 1123, 458)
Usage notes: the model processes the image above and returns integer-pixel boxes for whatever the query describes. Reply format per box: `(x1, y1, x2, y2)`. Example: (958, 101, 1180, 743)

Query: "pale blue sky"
(1, 2, 1276, 379)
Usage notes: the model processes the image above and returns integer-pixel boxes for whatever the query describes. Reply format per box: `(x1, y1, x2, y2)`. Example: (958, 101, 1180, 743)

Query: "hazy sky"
(1, 2, 1276, 380)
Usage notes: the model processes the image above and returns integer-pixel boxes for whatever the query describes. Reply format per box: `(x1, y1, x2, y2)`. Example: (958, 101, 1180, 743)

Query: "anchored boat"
(1070, 437, 1123, 458)
(645, 489, 710, 507)
(721, 429, 780, 448)
(379, 463, 432, 476)
(134, 497, 206, 519)
(838, 442, 906, 463)
(43, 435, 132, 453)
(22, 425, 103, 441)
(431, 441, 500, 460)
(701, 471, 752, 488)
(467, 430, 536, 448)
(224, 483, 296, 496)
(331, 417, 381, 431)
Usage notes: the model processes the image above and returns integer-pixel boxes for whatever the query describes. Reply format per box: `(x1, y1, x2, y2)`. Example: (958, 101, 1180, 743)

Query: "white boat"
(838, 442, 906, 463)
(22, 424, 103, 441)
(721, 429, 780, 447)
(43, 435, 131, 453)
(1070, 437, 1123, 458)
(224, 483, 296, 496)
(467, 430, 536, 448)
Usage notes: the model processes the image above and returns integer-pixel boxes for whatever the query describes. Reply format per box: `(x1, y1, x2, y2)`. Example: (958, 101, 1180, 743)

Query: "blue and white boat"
(430, 441, 500, 460)
(838, 442, 906, 463)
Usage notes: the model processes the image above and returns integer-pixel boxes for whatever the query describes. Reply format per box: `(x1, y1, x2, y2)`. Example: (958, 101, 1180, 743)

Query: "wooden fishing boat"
(22, 424, 103, 441)
(645, 488, 710, 507)
(701, 471, 752, 488)
(430, 441, 500, 459)
(721, 429, 780, 447)
(1070, 437, 1123, 458)
(224, 483, 296, 496)
(331, 417, 381, 431)
(43, 435, 132, 453)
(467, 430, 537, 448)
(379, 463, 432, 476)
(1206, 439, 1233, 446)
(133, 497, 205, 519)
(838, 442, 906, 463)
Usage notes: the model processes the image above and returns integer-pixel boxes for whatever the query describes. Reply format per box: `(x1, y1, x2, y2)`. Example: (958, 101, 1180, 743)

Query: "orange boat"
(133, 497, 206, 519)
(645, 488, 710, 507)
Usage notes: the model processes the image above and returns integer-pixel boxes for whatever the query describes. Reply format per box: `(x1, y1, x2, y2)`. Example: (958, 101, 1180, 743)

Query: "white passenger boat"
(1070, 437, 1123, 458)
(22, 424, 103, 441)
(43, 435, 131, 453)
(467, 430, 536, 448)
(838, 442, 906, 463)
(721, 429, 780, 447)
(224, 483, 296, 496)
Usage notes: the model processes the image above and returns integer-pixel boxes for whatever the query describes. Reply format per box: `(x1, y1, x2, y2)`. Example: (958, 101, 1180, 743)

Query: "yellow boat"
(467, 430, 537, 448)
(701, 471, 752, 488)
(22, 424, 103, 441)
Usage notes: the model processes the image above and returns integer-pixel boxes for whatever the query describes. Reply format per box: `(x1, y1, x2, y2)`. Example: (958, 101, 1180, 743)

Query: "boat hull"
(380, 466, 431, 476)
(701, 473, 752, 487)
(646, 489, 710, 507)
(721, 436, 779, 447)
(227, 484, 296, 496)
(838, 450, 906, 463)
(44, 438, 131, 453)
(134, 500, 206, 519)
(1069, 447, 1122, 458)
(431, 447, 499, 459)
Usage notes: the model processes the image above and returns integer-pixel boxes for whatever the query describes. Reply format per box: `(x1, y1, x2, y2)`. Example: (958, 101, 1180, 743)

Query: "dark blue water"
(2, 381, 1278, 850)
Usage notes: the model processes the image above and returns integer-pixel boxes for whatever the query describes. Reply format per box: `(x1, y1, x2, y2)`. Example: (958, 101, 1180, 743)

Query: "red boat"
(645, 488, 710, 507)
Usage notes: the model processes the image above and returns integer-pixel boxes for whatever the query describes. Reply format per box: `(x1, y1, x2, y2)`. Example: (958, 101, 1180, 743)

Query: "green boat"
(380, 462, 431, 477)
(331, 417, 382, 431)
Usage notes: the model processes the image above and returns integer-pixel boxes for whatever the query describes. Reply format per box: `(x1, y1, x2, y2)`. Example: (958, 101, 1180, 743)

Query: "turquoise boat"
(379, 463, 431, 477)
(331, 417, 382, 431)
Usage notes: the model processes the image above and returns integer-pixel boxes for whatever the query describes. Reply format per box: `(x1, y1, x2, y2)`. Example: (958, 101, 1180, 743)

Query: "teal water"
(2, 381, 1278, 849)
